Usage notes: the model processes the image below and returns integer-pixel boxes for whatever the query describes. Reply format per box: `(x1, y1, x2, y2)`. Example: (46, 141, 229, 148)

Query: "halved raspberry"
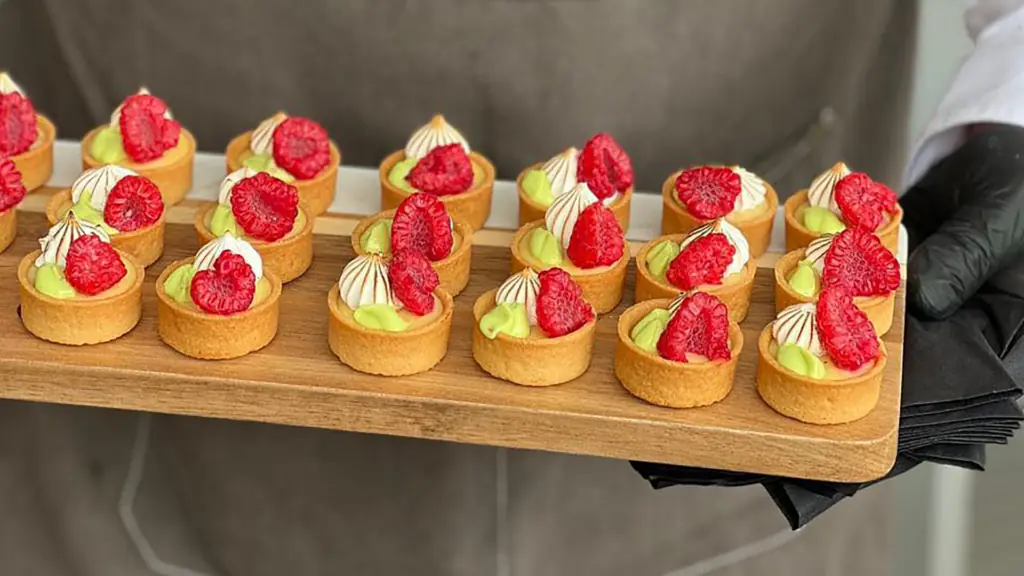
(230, 172, 300, 242)
(64, 235, 127, 296)
(834, 173, 898, 231)
(190, 251, 256, 315)
(657, 291, 731, 362)
(103, 175, 164, 232)
(272, 117, 331, 179)
(0, 157, 26, 212)
(822, 228, 900, 297)
(119, 94, 181, 163)
(0, 92, 38, 156)
(536, 268, 593, 337)
(816, 287, 880, 371)
(388, 248, 439, 315)
(566, 203, 625, 269)
(406, 143, 474, 196)
(576, 133, 633, 200)
(665, 233, 736, 290)
(391, 193, 453, 261)
(674, 167, 741, 220)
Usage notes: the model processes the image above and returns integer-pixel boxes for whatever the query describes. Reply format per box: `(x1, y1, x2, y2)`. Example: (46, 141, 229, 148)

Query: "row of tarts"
(0, 76, 903, 426)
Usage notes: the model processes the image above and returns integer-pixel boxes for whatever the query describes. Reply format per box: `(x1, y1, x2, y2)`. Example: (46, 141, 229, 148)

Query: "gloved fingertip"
(907, 276, 959, 320)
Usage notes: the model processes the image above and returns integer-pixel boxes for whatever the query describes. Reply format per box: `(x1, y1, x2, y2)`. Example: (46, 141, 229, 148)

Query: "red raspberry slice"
(388, 248, 440, 315)
(576, 133, 633, 200)
(230, 172, 300, 242)
(0, 156, 26, 212)
(271, 117, 331, 179)
(391, 192, 454, 261)
(406, 143, 474, 196)
(64, 235, 127, 296)
(566, 203, 625, 269)
(0, 92, 38, 156)
(657, 291, 731, 362)
(822, 228, 900, 297)
(834, 173, 898, 231)
(536, 268, 594, 337)
(816, 287, 880, 371)
(190, 251, 256, 315)
(666, 233, 736, 290)
(103, 175, 164, 232)
(673, 166, 741, 220)
(119, 94, 181, 163)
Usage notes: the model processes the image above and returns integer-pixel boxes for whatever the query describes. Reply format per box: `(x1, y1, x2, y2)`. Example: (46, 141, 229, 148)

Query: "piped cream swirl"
(337, 254, 395, 309)
(218, 167, 258, 205)
(495, 268, 540, 326)
(807, 162, 850, 213)
(541, 147, 579, 198)
(545, 182, 598, 249)
(194, 233, 263, 280)
(110, 87, 174, 126)
(404, 114, 470, 159)
(250, 112, 287, 155)
(35, 212, 111, 268)
(71, 165, 137, 211)
(804, 234, 834, 273)
(0, 72, 24, 96)
(729, 166, 767, 212)
(772, 303, 823, 357)
(678, 218, 750, 278)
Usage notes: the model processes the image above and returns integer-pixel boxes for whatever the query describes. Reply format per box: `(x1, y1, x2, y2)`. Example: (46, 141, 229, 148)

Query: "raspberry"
(822, 228, 900, 297)
(657, 291, 731, 362)
(230, 172, 300, 242)
(536, 268, 593, 337)
(834, 173, 898, 231)
(103, 175, 164, 232)
(119, 94, 181, 163)
(566, 203, 625, 269)
(190, 251, 256, 315)
(816, 287, 880, 371)
(406, 143, 474, 196)
(0, 157, 26, 212)
(674, 166, 741, 220)
(391, 192, 454, 261)
(665, 233, 736, 290)
(63, 235, 127, 296)
(388, 248, 440, 315)
(0, 92, 38, 156)
(576, 133, 633, 200)
(272, 117, 331, 179)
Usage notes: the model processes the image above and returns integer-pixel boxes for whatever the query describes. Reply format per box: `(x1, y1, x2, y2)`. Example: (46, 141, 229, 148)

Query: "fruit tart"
(784, 162, 902, 254)
(517, 133, 633, 229)
(775, 228, 900, 336)
(351, 192, 472, 297)
(472, 268, 597, 387)
(510, 183, 628, 314)
(615, 292, 743, 408)
(1, 72, 55, 191)
(156, 233, 281, 360)
(0, 157, 27, 253)
(195, 167, 313, 283)
(756, 290, 887, 425)
(45, 165, 165, 267)
(19, 212, 143, 345)
(328, 249, 454, 376)
(661, 165, 777, 257)
(635, 218, 755, 323)
(81, 88, 195, 206)
(379, 114, 495, 231)
(226, 112, 341, 217)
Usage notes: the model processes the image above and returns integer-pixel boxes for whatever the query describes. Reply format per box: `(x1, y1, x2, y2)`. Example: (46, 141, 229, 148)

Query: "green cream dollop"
(776, 344, 826, 379)
(630, 308, 671, 353)
(35, 264, 76, 299)
(802, 207, 846, 234)
(360, 219, 392, 257)
(787, 260, 820, 299)
(163, 264, 196, 305)
(242, 153, 295, 182)
(526, 227, 563, 267)
(68, 190, 118, 235)
(354, 304, 409, 332)
(479, 302, 530, 339)
(210, 204, 242, 237)
(521, 170, 553, 207)
(90, 126, 127, 164)
(646, 240, 679, 283)
(388, 158, 419, 193)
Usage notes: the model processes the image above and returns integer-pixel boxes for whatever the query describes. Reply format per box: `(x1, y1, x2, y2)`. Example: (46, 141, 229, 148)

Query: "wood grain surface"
(0, 189, 902, 482)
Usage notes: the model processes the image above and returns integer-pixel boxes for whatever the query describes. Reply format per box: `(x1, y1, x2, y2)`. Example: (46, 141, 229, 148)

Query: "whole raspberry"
(0, 92, 38, 156)
(834, 173, 898, 231)
(119, 94, 181, 163)
(64, 235, 127, 296)
(674, 166, 741, 220)
(272, 117, 331, 179)
(389, 248, 440, 315)
(535, 268, 594, 337)
(190, 252, 257, 315)
(0, 157, 26, 212)
(566, 203, 625, 269)
(666, 233, 736, 290)
(103, 175, 164, 232)
(406, 143, 474, 196)
(816, 287, 880, 371)
(230, 172, 300, 242)
(391, 192, 454, 261)
(822, 228, 900, 297)
(657, 291, 731, 362)
(576, 133, 633, 200)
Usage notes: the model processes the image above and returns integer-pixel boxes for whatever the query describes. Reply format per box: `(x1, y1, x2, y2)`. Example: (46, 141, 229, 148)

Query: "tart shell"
(515, 163, 632, 230)
(379, 150, 495, 231)
(783, 190, 902, 255)
(13, 115, 56, 192)
(45, 189, 166, 268)
(0, 207, 16, 254)
(81, 127, 196, 207)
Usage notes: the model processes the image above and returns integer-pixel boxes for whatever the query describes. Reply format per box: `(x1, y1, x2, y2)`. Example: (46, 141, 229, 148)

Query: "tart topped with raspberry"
(0, 71, 56, 191)
(0, 156, 27, 253)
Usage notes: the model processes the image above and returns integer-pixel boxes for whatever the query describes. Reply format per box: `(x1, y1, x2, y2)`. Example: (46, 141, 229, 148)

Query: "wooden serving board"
(0, 189, 902, 483)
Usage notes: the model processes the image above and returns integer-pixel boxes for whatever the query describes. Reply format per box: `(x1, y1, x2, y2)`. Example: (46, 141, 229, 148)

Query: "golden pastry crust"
(379, 150, 495, 231)
(13, 115, 56, 192)
(660, 170, 778, 258)
(350, 209, 473, 297)
(756, 325, 886, 425)
(471, 289, 597, 386)
(327, 285, 454, 376)
(783, 190, 901, 255)
(0, 207, 16, 254)
(614, 298, 743, 408)
(81, 127, 196, 207)
(515, 162, 632, 229)
(45, 189, 166, 268)
(773, 248, 895, 336)
(155, 258, 282, 360)
(509, 220, 628, 315)
(18, 249, 144, 345)
(194, 202, 314, 284)
(226, 131, 342, 218)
